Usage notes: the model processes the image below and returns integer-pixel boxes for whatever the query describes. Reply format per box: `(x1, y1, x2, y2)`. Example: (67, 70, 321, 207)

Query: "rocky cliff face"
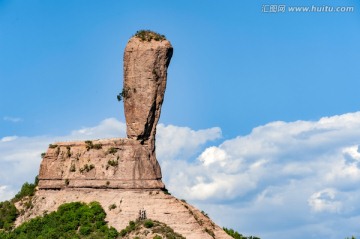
(38, 33, 173, 190)
(26, 31, 231, 239)
(38, 139, 164, 189)
(123, 36, 173, 144)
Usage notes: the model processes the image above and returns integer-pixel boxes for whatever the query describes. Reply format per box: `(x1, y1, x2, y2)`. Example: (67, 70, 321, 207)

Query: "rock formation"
(38, 31, 173, 190)
(123, 35, 173, 143)
(16, 189, 231, 239)
(20, 31, 232, 239)
(38, 139, 164, 189)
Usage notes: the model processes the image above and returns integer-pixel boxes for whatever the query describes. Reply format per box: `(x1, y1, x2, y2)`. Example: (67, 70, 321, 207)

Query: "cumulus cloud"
(198, 147, 228, 166)
(70, 118, 126, 139)
(158, 112, 360, 239)
(156, 124, 221, 161)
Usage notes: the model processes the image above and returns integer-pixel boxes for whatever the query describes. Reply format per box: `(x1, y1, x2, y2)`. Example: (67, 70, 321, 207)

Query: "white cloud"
(1, 136, 18, 142)
(70, 118, 126, 139)
(3, 116, 23, 123)
(157, 112, 360, 239)
(156, 124, 221, 161)
(0, 185, 16, 202)
(308, 188, 342, 213)
(198, 146, 228, 166)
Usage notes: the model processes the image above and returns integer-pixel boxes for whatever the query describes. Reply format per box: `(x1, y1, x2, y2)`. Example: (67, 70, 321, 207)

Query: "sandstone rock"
(123, 34, 173, 145)
(38, 31, 173, 190)
(28, 31, 232, 239)
(38, 139, 164, 190)
(16, 189, 231, 239)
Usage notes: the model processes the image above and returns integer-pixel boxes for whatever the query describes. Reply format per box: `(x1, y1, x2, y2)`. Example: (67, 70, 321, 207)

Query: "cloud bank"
(1, 112, 360, 239)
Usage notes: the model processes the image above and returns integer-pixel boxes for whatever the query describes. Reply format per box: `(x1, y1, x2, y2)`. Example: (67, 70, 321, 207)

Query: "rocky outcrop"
(123, 35, 173, 183)
(29, 31, 232, 239)
(16, 189, 231, 239)
(38, 139, 164, 189)
(123, 35, 173, 144)
(38, 32, 172, 190)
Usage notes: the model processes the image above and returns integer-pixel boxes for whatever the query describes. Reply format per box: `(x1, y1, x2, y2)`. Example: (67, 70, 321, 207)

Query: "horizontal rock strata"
(38, 139, 163, 190)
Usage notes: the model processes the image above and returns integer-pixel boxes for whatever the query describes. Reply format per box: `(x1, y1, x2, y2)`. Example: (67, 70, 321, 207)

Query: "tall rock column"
(123, 32, 173, 146)
(123, 31, 173, 179)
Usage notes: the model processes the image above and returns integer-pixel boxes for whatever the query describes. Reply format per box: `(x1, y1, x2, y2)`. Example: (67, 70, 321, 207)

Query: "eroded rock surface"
(38, 34, 172, 190)
(38, 139, 163, 189)
(31, 32, 231, 238)
(123, 36, 173, 144)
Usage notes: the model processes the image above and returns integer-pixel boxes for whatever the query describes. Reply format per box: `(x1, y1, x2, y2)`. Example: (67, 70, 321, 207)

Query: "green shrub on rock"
(134, 30, 166, 42)
(0, 201, 118, 239)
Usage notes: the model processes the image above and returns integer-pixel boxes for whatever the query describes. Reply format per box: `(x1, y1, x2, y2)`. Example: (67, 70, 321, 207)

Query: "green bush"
(144, 219, 154, 228)
(161, 188, 171, 195)
(134, 30, 166, 42)
(79, 164, 95, 173)
(108, 204, 117, 210)
(84, 141, 102, 150)
(0, 201, 118, 239)
(0, 201, 18, 230)
(0, 177, 39, 231)
(70, 164, 76, 172)
(201, 210, 209, 218)
(148, 220, 185, 239)
(107, 147, 118, 154)
(117, 87, 130, 102)
(118, 220, 136, 237)
(205, 228, 215, 238)
(93, 144, 102, 150)
(223, 227, 261, 239)
(85, 140, 93, 150)
(107, 160, 118, 167)
(79, 225, 92, 235)
(115, 219, 186, 239)
(13, 176, 38, 202)
(129, 221, 135, 229)
(66, 146, 71, 157)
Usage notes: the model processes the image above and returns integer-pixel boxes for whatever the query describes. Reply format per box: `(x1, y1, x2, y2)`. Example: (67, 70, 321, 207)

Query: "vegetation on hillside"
(0, 202, 17, 231)
(223, 227, 261, 239)
(118, 219, 185, 239)
(13, 176, 38, 202)
(0, 202, 118, 239)
(0, 176, 38, 231)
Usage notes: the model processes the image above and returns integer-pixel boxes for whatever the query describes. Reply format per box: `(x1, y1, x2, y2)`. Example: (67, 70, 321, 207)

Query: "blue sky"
(1, 1, 360, 238)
